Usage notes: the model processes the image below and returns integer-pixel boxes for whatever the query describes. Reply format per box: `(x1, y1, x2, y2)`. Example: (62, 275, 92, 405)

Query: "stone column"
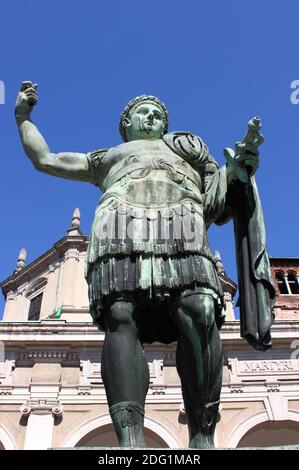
(75, 253, 89, 309)
(283, 273, 292, 295)
(20, 401, 63, 450)
(13, 288, 29, 322)
(40, 264, 58, 319)
(60, 249, 79, 308)
(223, 291, 235, 320)
(2, 292, 15, 322)
(3, 289, 29, 322)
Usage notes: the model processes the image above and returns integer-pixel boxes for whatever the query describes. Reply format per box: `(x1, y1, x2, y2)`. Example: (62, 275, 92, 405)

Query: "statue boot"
(109, 401, 146, 447)
(186, 400, 220, 449)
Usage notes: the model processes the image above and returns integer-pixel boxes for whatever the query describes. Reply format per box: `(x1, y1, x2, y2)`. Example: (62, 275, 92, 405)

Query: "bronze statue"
(15, 82, 275, 448)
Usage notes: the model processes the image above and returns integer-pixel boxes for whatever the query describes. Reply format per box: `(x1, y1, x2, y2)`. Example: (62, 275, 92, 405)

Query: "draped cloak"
(163, 132, 275, 351)
(86, 131, 275, 349)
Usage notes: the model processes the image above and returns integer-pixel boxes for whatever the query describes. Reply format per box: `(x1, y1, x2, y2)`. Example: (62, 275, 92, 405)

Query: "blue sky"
(0, 0, 298, 316)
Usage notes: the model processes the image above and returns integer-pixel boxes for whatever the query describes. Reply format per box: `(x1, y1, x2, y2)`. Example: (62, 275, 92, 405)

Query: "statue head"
(119, 95, 168, 142)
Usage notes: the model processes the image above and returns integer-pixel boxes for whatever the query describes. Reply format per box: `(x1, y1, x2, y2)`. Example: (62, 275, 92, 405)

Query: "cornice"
(1, 235, 89, 296)
(0, 320, 297, 350)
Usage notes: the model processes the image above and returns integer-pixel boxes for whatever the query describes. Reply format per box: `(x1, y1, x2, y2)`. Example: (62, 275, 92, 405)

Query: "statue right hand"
(15, 81, 38, 119)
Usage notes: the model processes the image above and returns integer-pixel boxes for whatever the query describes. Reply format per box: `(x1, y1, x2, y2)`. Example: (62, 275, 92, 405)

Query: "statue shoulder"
(86, 148, 110, 187)
(87, 148, 109, 163)
(163, 131, 218, 170)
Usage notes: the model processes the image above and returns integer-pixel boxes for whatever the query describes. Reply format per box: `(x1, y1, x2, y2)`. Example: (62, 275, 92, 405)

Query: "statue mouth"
(141, 121, 154, 132)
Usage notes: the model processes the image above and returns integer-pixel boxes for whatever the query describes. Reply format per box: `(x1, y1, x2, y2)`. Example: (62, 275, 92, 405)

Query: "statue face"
(125, 103, 165, 141)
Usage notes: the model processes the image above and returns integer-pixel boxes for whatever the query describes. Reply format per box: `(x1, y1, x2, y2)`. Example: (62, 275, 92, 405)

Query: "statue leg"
(101, 297, 149, 447)
(172, 292, 223, 449)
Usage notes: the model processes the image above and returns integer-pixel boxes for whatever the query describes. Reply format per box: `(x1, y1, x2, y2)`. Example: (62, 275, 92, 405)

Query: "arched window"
(288, 273, 299, 295)
(275, 272, 289, 295)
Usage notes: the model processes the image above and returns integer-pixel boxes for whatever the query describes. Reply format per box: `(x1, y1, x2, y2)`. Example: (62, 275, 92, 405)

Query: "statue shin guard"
(186, 399, 220, 449)
(109, 401, 146, 447)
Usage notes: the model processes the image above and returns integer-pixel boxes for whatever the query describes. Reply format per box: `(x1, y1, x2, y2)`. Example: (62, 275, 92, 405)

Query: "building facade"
(0, 210, 299, 450)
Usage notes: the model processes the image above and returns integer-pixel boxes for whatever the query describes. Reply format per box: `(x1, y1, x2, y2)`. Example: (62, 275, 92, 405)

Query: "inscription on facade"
(228, 358, 299, 379)
(241, 360, 295, 372)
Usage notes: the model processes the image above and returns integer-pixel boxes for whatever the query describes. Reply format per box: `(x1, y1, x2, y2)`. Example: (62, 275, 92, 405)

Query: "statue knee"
(105, 299, 137, 333)
(178, 294, 215, 330)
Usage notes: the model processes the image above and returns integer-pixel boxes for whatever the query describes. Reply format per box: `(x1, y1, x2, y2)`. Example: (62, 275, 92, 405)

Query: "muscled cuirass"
(99, 140, 203, 206)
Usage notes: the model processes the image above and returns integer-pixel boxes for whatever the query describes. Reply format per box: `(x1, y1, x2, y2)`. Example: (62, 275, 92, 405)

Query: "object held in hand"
(224, 116, 264, 183)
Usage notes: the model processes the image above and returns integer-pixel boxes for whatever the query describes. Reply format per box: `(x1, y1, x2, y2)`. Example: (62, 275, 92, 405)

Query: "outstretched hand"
(15, 81, 38, 120)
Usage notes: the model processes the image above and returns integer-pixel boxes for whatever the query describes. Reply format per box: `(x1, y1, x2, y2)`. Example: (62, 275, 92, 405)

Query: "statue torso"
(85, 135, 223, 308)
(86, 136, 214, 270)
(95, 139, 203, 207)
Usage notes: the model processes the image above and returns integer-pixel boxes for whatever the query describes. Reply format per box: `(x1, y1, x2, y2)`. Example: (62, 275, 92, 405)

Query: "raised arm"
(15, 81, 90, 182)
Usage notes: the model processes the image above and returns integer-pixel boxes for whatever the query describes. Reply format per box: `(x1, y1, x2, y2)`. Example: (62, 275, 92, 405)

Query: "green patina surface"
(15, 86, 275, 449)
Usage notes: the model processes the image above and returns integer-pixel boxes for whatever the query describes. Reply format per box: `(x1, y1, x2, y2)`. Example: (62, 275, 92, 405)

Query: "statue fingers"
(16, 81, 38, 117)
(235, 152, 258, 162)
(235, 154, 259, 171)
(20, 81, 34, 92)
(235, 142, 259, 156)
(24, 89, 37, 98)
(256, 131, 264, 146)
(23, 87, 38, 104)
(223, 147, 235, 161)
(247, 129, 264, 147)
(244, 156, 259, 169)
(28, 95, 38, 106)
